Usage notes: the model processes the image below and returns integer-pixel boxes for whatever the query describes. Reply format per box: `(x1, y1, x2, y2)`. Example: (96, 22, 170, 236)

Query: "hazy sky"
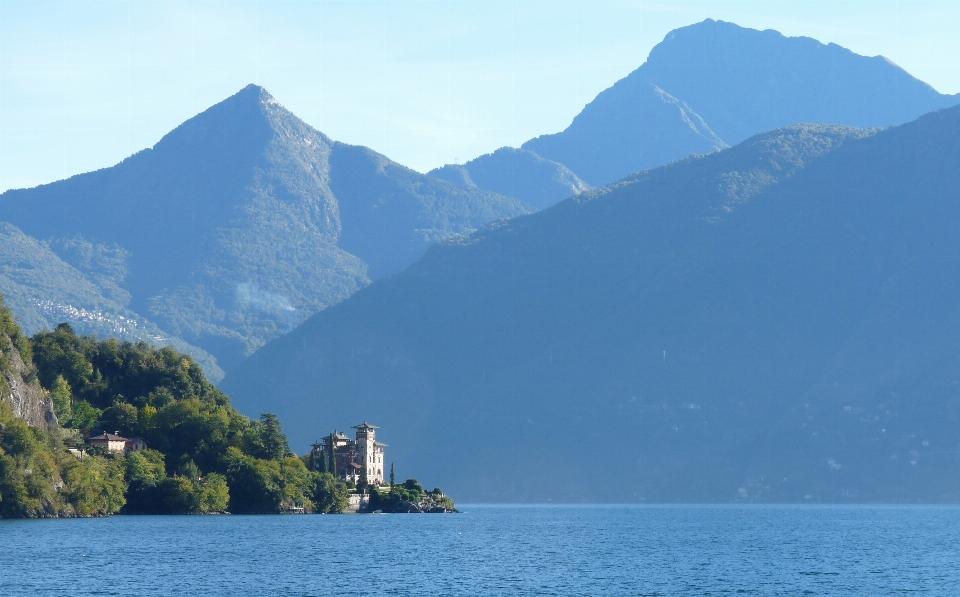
(1, 0, 958, 192)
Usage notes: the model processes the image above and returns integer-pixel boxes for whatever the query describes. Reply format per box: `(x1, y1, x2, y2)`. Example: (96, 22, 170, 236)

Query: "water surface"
(2, 505, 958, 595)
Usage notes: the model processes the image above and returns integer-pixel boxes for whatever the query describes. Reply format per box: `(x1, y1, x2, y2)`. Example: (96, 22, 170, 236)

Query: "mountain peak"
(521, 20, 956, 187)
(232, 83, 280, 107)
(151, 84, 286, 154)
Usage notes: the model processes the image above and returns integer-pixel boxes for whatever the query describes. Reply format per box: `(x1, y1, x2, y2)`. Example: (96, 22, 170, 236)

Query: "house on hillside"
(124, 437, 148, 453)
(88, 432, 148, 454)
(311, 422, 387, 486)
(88, 432, 128, 454)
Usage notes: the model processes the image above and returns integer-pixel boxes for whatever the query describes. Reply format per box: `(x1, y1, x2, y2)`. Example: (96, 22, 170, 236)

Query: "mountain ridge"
(222, 113, 960, 502)
(0, 85, 532, 371)
(520, 19, 958, 187)
(428, 147, 590, 210)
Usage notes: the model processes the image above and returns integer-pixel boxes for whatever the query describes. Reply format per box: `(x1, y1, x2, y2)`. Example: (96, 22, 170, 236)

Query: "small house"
(124, 437, 148, 453)
(88, 431, 128, 454)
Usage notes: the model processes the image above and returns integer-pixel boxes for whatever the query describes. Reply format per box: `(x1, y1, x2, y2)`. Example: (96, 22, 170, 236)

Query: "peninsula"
(0, 294, 453, 517)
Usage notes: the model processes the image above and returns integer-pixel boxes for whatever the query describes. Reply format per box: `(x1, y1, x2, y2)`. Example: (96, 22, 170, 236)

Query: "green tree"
(50, 375, 72, 423)
(327, 435, 336, 475)
(197, 473, 230, 512)
(279, 456, 314, 511)
(223, 447, 283, 513)
(61, 455, 127, 516)
(101, 402, 138, 436)
(68, 400, 101, 431)
(156, 476, 199, 513)
(311, 472, 350, 513)
(125, 449, 166, 485)
(245, 413, 290, 461)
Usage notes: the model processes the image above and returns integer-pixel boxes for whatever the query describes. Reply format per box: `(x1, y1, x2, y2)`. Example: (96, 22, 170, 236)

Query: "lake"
(2, 505, 959, 596)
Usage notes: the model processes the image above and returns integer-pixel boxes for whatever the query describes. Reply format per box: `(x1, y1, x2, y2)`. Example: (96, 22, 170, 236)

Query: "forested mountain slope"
(522, 19, 958, 187)
(0, 223, 221, 379)
(0, 85, 531, 371)
(225, 106, 960, 503)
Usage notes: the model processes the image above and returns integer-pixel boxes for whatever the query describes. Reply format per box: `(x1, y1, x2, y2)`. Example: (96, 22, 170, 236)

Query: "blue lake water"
(2, 505, 959, 596)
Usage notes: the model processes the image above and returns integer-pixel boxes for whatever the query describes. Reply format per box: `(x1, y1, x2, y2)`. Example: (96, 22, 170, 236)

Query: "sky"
(1, 0, 958, 192)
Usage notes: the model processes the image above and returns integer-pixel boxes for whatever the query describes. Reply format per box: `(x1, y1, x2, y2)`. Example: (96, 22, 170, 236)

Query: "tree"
(101, 402, 138, 436)
(156, 476, 199, 513)
(390, 462, 395, 492)
(50, 375, 72, 423)
(311, 472, 349, 513)
(198, 473, 230, 512)
(61, 455, 127, 516)
(223, 447, 283, 513)
(68, 400, 101, 431)
(245, 413, 290, 461)
(327, 434, 336, 475)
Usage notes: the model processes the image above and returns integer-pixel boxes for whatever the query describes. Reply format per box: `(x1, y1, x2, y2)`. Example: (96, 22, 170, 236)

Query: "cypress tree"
(390, 462, 395, 492)
(327, 434, 336, 476)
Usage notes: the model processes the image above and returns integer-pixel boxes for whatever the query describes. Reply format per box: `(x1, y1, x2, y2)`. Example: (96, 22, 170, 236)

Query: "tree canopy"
(0, 301, 349, 517)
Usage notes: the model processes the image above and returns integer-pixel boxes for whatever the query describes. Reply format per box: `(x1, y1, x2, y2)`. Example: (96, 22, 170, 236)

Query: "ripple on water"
(2, 505, 960, 596)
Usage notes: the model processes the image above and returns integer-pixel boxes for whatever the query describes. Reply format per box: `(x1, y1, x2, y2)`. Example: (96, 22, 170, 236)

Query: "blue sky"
(1, 0, 958, 192)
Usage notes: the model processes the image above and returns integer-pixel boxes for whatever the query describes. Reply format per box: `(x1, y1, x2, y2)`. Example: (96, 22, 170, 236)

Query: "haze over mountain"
(0, 85, 531, 372)
(0, 223, 222, 378)
(225, 104, 960, 503)
(428, 147, 590, 210)
(520, 19, 958, 187)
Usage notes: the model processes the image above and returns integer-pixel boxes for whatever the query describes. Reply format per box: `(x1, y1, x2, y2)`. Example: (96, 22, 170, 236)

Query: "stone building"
(88, 431, 128, 454)
(311, 422, 387, 486)
(87, 432, 148, 455)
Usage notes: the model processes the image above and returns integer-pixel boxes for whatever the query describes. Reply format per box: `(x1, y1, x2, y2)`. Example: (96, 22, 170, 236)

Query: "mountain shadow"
(224, 107, 960, 503)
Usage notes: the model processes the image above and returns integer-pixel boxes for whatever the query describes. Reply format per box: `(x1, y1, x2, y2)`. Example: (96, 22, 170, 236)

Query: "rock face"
(0, 85, 532, 372)
(522, 19, 958, 187)
(2, 348, 55, 429)
(428, 147, 590, 210)
(0, 299, 55, 429)
(224, 108, 960, 503)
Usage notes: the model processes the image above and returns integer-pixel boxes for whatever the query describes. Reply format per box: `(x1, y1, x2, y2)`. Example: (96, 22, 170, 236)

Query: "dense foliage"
(0, 303, 349, 517)
(368, 478, 456, 513)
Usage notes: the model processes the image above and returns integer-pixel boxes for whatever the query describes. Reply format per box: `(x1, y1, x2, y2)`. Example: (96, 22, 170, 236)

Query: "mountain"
(0, 85, 532, 371)
(428, 147, 590, 210)
(0, 223, 222, 378)
(223, 105, 960, 503)
(522, 19, 958, 186)
(524, 83, 727, 189)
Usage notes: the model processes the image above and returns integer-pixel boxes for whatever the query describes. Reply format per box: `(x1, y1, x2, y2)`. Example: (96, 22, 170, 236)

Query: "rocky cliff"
(0, 296, 56, 428)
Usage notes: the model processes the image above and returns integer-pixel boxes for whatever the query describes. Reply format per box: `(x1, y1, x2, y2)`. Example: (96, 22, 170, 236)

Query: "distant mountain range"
(4, 19, 960, 504)
(429, 19, 958, 201)
(428, 147, 590, 210)
(224, 103, 960, 503)
(0, 86, 531, 373)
